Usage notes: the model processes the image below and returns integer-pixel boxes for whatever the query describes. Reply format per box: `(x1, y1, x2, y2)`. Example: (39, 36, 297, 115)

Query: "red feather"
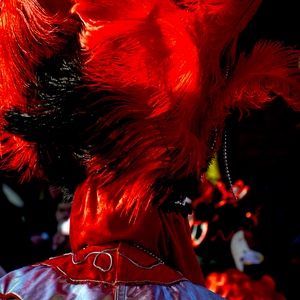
(0, 0, 78, 109)
(0, 0, 82, 179)
(1, 0, 300, 216)
(223, 41, 300, 114)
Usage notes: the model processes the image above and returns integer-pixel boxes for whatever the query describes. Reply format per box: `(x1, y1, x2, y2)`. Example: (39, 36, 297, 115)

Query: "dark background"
(239, 2, 300, 298)
(204, 1, 300, 298)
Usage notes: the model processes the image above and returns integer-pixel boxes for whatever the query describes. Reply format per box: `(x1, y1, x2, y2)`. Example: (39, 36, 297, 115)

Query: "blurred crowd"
(0, 174, 71, 274)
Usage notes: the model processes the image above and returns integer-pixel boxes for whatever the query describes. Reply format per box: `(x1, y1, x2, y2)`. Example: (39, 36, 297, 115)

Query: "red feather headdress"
(1, 0, 300, 216)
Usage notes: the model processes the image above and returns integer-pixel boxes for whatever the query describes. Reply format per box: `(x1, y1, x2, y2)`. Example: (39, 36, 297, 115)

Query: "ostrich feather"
(1, 0, 300, 216)
(0, 0, 84, 195)
(0, 0, 80, 109)
(223, 41, 300, 114)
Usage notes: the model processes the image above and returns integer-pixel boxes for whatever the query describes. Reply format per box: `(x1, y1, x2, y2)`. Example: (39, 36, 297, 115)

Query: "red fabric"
(69, 180, 206, 286)
(41, 242, 188, 285)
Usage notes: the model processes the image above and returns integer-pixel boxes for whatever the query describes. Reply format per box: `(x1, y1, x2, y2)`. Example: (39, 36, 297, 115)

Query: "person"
(28, 185, 72, 260)
(0, 0, 300, 299)
(50, 186, 72, 254)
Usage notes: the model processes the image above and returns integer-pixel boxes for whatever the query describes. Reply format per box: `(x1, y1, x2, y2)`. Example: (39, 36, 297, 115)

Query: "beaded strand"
(223, 131, 237, 201)
(133, 244, 164, 264)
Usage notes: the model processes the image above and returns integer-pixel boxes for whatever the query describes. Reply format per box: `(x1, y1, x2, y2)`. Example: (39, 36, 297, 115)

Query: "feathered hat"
(1, 0, 300, 216)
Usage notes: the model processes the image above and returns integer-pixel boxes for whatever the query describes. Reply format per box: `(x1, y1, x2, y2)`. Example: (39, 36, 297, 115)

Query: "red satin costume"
(1, 0, 300, 299)
(43, 182, 205, 285)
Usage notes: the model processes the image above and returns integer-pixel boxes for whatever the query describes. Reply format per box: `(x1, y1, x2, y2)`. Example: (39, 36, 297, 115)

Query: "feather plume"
(223, 41, 300, 114)
(71, 0, 300, 215)
(1, 0, 300, 217)
(0, 0, 83, 188)
(195, 0, 262, 59)
(0, 0, 80, 109)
